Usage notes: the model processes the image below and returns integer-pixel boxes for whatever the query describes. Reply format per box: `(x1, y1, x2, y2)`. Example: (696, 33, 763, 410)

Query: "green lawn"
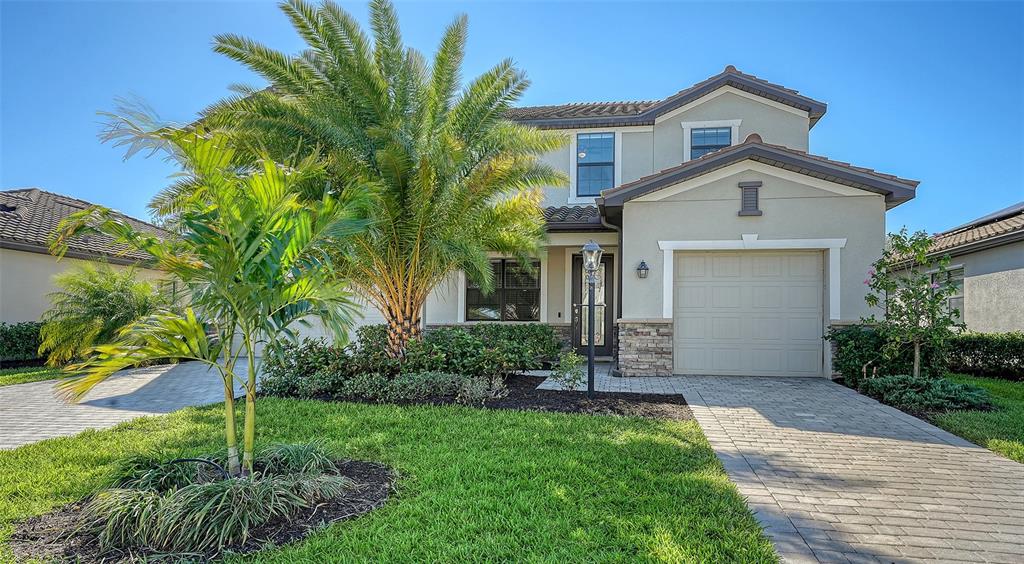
(932, 375, 1024, 463)
(0, 366, 62, 387)
(0, 399, 776, 563)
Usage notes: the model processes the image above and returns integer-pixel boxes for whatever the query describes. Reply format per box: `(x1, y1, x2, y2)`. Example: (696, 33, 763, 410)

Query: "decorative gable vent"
(738, 181, 762, 216)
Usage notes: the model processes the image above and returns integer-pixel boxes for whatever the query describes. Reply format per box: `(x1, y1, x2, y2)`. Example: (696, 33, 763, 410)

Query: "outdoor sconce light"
(636, 260, 649, 279)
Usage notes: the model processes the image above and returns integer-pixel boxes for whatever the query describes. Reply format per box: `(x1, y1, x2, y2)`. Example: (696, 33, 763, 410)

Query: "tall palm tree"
(51, 129, 372, 475)
(201, 0, 567, 356)
(38, 263, 168, 366)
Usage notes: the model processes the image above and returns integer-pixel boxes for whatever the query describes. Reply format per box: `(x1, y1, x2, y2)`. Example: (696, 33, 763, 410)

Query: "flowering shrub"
(863, 228, 964, 378)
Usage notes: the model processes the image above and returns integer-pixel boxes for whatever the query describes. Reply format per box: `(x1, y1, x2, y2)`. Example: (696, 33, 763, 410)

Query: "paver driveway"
(681, 376, 1024, 563)
(0, 361, 247, 450)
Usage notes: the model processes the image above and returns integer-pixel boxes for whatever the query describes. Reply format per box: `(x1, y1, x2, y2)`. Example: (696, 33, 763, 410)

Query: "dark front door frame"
(571, 253, 615, 357)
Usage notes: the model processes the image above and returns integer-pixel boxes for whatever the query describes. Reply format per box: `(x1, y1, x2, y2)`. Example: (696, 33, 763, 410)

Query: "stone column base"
(616, 319, 673, 377)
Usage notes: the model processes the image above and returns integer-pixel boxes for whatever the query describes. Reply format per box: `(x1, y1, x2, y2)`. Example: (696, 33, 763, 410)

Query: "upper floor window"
(691, 127, 732, 159)
(576, 133, 614, 197)
(932, 267, 965, 318)
(466, 260, 541, 322)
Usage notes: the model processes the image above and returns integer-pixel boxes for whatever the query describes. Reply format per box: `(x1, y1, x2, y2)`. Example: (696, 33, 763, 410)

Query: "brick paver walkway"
(0, 361, 248, 450)
(681, 376, 1024, 564)
(535, 362, 691, 394)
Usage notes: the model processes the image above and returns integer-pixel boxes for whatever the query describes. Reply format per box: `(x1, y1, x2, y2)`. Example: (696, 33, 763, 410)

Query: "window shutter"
(738, 181, 763, 216)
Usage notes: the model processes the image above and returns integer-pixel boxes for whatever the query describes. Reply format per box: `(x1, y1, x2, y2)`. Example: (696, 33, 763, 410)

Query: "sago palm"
(38, 263, 167, 366)
(201, 0, 567, 356)
(51, 128, 372, 475)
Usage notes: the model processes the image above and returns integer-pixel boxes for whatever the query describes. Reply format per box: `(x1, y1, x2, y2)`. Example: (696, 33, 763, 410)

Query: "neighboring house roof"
(543, 205, 609, 232)
(598, 133, 919, 212)
(928, 201, 1024, 257)
(507, 65, 828, 130)
(0, 188, 166, 265)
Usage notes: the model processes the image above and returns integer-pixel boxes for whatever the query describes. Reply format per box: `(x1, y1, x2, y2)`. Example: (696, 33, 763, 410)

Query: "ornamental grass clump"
(80, 442, 354, 555)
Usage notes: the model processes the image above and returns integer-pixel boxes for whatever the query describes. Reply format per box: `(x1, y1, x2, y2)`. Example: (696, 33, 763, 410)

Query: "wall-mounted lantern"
(636, 260, 649, 279)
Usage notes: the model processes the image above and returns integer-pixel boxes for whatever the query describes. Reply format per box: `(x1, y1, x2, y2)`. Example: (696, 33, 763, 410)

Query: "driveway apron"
(681, 376, 1024, 564)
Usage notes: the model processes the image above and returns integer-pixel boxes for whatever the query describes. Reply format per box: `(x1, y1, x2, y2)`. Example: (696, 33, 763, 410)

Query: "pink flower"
(867, 268, 876, 277)
(864, 279, 870, 285)
(930, 283, 940, 289)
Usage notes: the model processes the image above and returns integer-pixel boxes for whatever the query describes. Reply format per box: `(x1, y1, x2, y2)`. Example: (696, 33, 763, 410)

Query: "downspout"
(597, 199, 623, 374)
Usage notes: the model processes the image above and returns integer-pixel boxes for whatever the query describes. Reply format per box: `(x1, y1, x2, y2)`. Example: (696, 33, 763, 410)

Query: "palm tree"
(51, 128, 371, 475)
(38, 263, 168, 366)
(201, 0, 567, 356)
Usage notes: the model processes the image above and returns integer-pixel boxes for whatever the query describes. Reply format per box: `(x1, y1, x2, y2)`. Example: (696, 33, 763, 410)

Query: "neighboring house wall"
(619, 162, 886, 323)
(956, 241, 1024, 333)
(0, 248, 165, 323)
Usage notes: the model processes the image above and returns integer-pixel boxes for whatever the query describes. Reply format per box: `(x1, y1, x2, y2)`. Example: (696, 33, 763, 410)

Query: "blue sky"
(2, 1, 1022, 234)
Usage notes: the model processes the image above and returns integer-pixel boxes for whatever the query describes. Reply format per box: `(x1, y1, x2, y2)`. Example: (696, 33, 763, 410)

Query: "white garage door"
(673, 251, 824, 377)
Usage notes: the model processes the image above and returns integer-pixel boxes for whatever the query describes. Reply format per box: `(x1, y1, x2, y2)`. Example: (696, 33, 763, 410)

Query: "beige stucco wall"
(423, 238, 619, 327)
(651, 89, 810, 172)
(956, 241, 1024, 333)
(536, 88, 811, 208)
(0, 248, 165, 323)
(620, 165, 885, 323)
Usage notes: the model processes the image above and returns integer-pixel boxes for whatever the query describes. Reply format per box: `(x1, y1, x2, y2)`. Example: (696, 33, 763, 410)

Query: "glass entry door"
(571, 254, 614, 357)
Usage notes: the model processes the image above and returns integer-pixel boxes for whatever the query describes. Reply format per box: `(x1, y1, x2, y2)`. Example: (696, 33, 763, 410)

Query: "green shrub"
(827, 324, 947, 387)
(946, 332, 1024, 381)
(337, 371, 464, 403)
(260, 338, 349, 398)
(0, 321, 43, 363)
(548, 350, 585, 391)
(456, 375, 507, 406)
(857, 374, 993, 414)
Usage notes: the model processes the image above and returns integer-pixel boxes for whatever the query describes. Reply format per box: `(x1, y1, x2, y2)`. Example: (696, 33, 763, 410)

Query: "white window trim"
(681, 119, 742, 163)
(657, 234, 847, 320)
(569, 130, 624, 204)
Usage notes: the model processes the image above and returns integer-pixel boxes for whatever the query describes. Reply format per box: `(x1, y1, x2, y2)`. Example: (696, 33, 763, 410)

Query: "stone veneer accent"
(616, 319, 673, 377)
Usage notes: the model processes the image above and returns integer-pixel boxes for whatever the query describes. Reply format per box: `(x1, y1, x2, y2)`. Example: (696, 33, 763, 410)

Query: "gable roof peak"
(743, 133, 763, 144)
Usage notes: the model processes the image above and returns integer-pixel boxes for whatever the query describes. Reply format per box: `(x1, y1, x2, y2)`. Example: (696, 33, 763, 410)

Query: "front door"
(571, 254, 614, 357)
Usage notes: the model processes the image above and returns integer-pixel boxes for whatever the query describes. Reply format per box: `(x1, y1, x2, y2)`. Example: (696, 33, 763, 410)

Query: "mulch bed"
(484, 374, 693, 420)
(8, 460, 394, 563)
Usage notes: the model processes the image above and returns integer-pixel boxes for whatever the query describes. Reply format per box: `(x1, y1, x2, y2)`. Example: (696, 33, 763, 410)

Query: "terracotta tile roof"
(0, 188, 167, 263)
(600, 133, 918, 208)
(929, 202, 1024, 255)
(508, 65, 827, 129)
(506, 101, 658, 122)
(543, 205, 607, 231)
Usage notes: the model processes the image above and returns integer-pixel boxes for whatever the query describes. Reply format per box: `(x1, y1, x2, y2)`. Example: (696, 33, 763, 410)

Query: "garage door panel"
(712, 255, 741, 277)
(752, 286, 783, 308)
(673, 251, 823, 377)
(678, 285, 707, 308)
(712, 286, 741, 308)
(711, 317, 742, 339)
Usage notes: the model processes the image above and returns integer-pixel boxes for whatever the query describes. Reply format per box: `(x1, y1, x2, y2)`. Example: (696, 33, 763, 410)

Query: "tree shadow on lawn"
(2, 399, 777, 563)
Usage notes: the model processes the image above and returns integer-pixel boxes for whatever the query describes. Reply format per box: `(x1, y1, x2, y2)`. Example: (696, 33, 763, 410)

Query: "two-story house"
(415, 65, 919, 378)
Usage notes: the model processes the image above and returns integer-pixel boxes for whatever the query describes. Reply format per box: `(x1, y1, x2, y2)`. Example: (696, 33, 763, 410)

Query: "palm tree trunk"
(242, 343, 257, 475)
(222, 378, 241, 477)
(384, 300, 423, 358)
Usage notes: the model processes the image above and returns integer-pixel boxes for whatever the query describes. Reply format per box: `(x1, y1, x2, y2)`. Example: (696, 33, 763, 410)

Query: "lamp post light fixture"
(581, 240, 603, 398)
(636, 260, 649, 279)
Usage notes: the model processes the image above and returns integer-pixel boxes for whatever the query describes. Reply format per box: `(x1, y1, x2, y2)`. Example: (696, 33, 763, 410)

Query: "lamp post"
(581, 240, 603, 398)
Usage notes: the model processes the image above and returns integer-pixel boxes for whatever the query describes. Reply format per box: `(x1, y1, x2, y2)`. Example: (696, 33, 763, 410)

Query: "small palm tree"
(51, 128, 371, 476)
(38, 263, 168, 366)
(202, 0, 567, 356)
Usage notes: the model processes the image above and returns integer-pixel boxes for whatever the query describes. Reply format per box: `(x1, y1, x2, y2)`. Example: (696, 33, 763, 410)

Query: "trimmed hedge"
(0, 321, 44, 364)
(826, 325, 946, 388)
(261, 324, 563, 401)
(946, 332, 1024, 381)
